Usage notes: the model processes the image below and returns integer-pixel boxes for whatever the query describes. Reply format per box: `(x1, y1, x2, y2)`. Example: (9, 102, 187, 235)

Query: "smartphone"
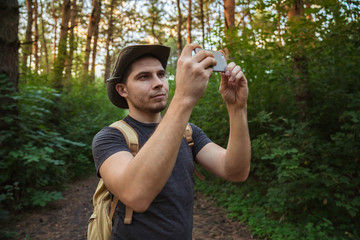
(194, 48, 227, 72)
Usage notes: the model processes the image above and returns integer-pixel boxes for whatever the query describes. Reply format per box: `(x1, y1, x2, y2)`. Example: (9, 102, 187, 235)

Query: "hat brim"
(107, 45, 171, 109)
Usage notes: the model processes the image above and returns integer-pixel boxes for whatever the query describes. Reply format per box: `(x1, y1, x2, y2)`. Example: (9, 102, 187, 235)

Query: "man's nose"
(152, 74, 163, 89)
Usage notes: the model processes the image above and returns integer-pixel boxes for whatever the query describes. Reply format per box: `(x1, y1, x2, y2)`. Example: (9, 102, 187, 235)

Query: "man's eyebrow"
(133, 71, 151, 79)
(133, 70, 165, 79)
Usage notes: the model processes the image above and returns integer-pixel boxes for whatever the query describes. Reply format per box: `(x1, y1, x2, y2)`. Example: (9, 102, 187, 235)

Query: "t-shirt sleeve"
(189, 123, 212, 157)
(92, 126, 130, 177)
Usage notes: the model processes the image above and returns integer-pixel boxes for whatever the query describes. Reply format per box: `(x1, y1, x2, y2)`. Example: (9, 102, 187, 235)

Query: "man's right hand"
(173, 43, 217, 107)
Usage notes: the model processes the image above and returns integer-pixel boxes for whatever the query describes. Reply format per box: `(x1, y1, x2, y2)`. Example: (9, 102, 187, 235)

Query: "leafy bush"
(0, 74, 126, 223)
(193, 7, 359, 239)
(195, 106, 359, 239)
(58, 80, 126, 179)
(1, 79, 77, 214)
(191, 73, 229, 147)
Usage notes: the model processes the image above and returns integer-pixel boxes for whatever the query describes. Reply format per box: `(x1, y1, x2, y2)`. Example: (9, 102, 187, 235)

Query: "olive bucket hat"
(106, 45, 171, 109)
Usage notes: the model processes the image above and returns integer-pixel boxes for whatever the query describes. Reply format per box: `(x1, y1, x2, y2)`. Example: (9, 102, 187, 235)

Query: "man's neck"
(128, 109, 162, 124)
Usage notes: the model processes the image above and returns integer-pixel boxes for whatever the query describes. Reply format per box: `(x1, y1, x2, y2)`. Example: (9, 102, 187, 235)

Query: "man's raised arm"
(196, 61, 251, 182)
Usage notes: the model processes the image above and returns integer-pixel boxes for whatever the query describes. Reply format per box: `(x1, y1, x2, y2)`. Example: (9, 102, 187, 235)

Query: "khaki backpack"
(87, 120, 204, 240)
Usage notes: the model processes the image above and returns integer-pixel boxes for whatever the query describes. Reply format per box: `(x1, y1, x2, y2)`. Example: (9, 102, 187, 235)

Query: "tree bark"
(187, 0, 192, 44)
(147, 1, 163, 44)
(22, 0, 33, 70)
(65, 0, 78, 83)
(91, 0, 101, 82)
(33, 0, 39, 73)
(84, 0, 100, 76)
(200, 0, 205, 47)
(0, 0, 20, 133)
(104, 0, 116, 83)
(40, 0, 49, 74)
(224, 0, 235, 56)
(177, 0, 182, 57)
(276, 2, 282, 47)
(224, 0, 235, 30)
(205, 1, 212, 48)
(52, 0, 58, 63)
(286, 0, 309, 119)
(52, 0, 71, 90)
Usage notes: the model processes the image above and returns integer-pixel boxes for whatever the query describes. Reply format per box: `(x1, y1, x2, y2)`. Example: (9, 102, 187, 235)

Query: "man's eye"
(139, 75, 148, 80)
(158, 72, 166, 78)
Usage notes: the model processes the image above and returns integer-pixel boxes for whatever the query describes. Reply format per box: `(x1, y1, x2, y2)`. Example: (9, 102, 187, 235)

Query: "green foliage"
(194, 1, 360, 239)
(58, 79, 126, 178)
(0, 73, 126, 228)
(196, 104, 359, 239)
(0, 229, 18, 240)
(29, 190, 63, 207)
(191, 73, 229, 147)
(1, 80, 68, 213)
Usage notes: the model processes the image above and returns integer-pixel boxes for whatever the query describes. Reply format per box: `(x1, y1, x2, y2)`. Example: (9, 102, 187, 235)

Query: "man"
(92, 43, 251, 239)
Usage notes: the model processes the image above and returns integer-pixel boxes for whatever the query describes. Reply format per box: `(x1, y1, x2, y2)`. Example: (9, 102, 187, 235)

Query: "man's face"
(118, 56, 169, 114)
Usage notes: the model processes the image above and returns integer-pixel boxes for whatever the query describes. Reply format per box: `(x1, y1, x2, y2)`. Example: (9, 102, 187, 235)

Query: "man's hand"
(174, 43, 217, 107)
(219, 62, 249, 109)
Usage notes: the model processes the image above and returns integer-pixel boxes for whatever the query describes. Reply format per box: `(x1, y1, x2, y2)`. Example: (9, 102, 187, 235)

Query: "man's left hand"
(219, 62, 249, 109)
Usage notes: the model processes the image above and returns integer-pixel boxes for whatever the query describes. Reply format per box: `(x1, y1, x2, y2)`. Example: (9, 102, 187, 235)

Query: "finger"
(219, 50, 228, 60)
(235, 70, 246, 84)
(193, 49, 215, 63)
(181, 43, 202, 57)
(198, 56, 217, 70)
(230, 65, 242, 82)
(225, 62, 236, 77)
(226, 65, 241, 83)
(220, 71, 230, 88)
(205, 67, 214, 78)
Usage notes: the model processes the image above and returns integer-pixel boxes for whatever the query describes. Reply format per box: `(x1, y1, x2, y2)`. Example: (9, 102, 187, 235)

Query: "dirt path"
(12, 175, 255, 240)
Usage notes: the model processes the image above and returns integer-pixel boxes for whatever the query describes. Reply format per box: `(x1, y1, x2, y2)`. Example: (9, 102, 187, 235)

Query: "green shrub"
(0, 75, 126, 221)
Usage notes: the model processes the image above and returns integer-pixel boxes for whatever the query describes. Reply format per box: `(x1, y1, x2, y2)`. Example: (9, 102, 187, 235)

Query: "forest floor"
(10, 175, 256, 240)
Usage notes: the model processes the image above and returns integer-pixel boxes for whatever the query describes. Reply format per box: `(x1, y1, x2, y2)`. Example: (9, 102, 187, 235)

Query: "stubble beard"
(130, 95, 168, 114)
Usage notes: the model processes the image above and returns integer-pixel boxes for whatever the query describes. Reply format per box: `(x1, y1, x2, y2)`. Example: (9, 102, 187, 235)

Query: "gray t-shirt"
(92, 115, 211, 240)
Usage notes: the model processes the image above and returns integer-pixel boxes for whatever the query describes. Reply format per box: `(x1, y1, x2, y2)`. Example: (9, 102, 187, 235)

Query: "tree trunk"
(224, 0, 235, 30)
(224, 0, 235, 56)
(0, 0, 20, 133)
(286, 0, 309, 119)
(187, 0, 192, 44)
(40, 0, 49, 74)
(65, 0, 78, 84)
(104, 0, 116, 83)
(148, 1, 163, 44)
(84, 0, 100, 76)
(205, 1, 212, 48)
(276, 2, 282, 47)
(33, 0, 39, 73)
(200, 0, 205, 47)
(91, 0, 101, 82)
(22, 0, 33, 70)
(52, 0, 71, 90)
(176, 0, 182, 57)
(52, 0, 58, 63)
(286, 0, 303, 20)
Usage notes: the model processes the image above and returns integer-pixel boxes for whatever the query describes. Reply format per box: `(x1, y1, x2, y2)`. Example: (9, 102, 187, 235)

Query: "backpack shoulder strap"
(184, 124, 205, 181)
(110, 120, 139, 157)
(184, 124, 194, 147)
(108, 120, 138, 224)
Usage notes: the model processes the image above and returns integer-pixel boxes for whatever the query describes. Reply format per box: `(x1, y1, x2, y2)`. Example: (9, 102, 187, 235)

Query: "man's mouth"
(151, 93, 166, 99)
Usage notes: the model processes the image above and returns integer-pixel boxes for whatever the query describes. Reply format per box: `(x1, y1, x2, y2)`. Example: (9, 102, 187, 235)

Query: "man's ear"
(115, 83, 128, 97)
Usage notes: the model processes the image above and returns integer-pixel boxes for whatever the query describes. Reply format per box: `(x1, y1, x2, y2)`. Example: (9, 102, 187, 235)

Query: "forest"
(0, 0, 359, 239)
